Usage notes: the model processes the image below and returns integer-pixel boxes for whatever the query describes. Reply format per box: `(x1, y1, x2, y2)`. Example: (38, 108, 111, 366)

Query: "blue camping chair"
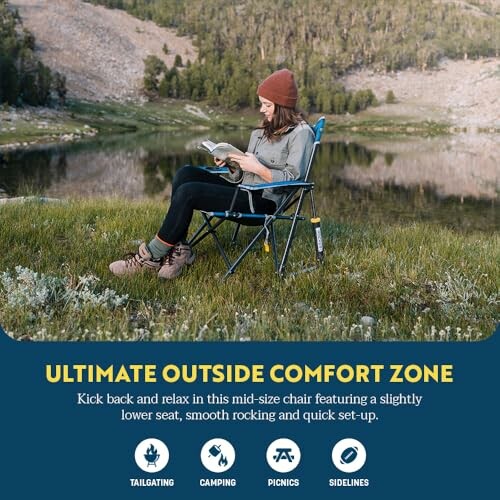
(188, 116, 326, 278)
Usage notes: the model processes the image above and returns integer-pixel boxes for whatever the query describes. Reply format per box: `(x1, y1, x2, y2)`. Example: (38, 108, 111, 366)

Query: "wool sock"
(147, 236, 174, 260)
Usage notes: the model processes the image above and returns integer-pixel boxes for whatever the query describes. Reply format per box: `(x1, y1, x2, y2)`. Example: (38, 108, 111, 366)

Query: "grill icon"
(144, 443, 160, 467)
(134, 438, 169, 473)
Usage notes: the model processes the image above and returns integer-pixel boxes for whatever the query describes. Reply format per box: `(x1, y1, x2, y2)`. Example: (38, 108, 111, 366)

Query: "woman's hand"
(214, 157, 226, 167)
(228, 153, 272, 182)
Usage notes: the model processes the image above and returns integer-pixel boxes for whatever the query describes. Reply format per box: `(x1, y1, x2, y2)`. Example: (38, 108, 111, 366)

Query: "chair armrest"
(197, 166, 231, 174)
(239, 180, 314, 191)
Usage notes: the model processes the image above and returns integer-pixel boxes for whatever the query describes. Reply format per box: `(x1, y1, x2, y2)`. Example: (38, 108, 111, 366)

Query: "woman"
(109, 68, 315, 279)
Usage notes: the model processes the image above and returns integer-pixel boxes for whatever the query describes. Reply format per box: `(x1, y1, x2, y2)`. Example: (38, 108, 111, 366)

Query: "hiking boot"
(109, 243, 161, 276)
(158, 242, 195, 279)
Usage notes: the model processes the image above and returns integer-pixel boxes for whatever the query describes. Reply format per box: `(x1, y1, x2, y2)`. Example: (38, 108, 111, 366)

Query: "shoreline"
(2, 56, 500, 150)
(0, 99, 255, 150)
(1, 98, 499, 152)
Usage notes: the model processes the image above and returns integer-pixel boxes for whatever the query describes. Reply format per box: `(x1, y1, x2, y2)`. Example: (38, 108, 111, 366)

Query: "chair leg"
(223, 222, 271, 279)
(309, 190, 324, 263)
(188, 216, 208, 247)
(278, 191, 308, 276)
(188, 215, 212, 247)
(270, 223, 279, 272)
(189, 214, 225, 248)
(203, 216, 233, 270)
(231, 223, 241, 245)
(189, 214, 232, 270)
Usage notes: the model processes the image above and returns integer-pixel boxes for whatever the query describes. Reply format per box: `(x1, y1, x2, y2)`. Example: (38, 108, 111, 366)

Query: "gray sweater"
(223, 121, 315, 206)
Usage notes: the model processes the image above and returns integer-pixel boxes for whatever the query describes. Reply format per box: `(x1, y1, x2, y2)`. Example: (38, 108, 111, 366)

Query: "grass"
(0, 114, 96, 146)
(331, 116, 452, 137)
(66, 99, 260, 132)
(0, 199, 498, 341)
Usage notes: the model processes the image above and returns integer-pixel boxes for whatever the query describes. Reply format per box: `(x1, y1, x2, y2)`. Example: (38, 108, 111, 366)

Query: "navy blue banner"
(0, 324, 498, 498)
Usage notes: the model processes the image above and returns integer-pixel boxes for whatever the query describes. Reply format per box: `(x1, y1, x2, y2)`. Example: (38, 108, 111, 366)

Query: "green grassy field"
(0, 199, 497, 341)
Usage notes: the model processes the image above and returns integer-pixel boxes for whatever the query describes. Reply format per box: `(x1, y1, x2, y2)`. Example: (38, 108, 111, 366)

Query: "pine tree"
(52, 71, 67, 105)
(0, 56, 19, 104)
(158, 76, 169, 97)
(88, 0, 500, 112)
(174, 54, 183, 67)
(143, 54, 167, 94)
(0, 0, 64, 107)
(333, 93, 347, 114)
(386, 90, 396, 104)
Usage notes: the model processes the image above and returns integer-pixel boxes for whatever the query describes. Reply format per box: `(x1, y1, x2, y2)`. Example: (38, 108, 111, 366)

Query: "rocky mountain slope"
(7, 0, 500, 129)
(10, 0, 196, 101)
(342, 58, 500, 129)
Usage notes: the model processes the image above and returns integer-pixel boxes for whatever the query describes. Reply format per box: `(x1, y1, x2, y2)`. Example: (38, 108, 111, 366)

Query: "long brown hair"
(259, 104, 307, 141)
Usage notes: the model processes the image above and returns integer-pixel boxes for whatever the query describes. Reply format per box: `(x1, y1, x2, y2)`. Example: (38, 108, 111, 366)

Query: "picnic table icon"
(273, 448, 294, 462)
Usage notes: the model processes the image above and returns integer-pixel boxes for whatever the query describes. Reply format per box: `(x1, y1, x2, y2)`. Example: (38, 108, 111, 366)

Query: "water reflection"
(0, 131, 498, 232)
(0, 147, 68, 195)
(331, 134, 499, 201)
(328, 141, 378, 168)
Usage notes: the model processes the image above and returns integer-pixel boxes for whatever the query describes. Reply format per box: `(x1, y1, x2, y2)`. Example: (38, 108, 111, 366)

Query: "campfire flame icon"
(208, 443, 229, 468)
(144, 443, 160, 467)
(201, 438, 235, 473)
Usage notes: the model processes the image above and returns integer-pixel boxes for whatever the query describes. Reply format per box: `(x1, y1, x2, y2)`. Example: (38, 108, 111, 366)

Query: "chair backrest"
(303, 116, 325, 182)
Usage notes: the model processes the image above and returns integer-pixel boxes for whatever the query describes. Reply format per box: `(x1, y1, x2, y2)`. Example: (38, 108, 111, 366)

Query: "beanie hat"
(257, 69, 298, 108)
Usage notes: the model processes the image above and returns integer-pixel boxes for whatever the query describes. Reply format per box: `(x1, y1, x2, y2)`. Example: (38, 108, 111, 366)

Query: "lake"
(0, 130, 498, 232)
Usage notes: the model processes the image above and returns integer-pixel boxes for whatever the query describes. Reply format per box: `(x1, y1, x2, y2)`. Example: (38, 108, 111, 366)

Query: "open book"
(198, 140, 245, 169)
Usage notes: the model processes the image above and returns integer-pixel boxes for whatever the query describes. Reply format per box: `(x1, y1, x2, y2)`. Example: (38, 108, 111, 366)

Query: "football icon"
(340, 446, 358, 464)
(332, 439, 366, 473)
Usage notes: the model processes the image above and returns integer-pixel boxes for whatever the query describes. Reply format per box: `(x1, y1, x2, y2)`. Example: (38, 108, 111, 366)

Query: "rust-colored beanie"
(257, 69, 298, 108)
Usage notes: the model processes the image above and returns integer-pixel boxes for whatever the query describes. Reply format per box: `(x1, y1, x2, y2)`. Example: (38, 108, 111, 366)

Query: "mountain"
(9, 0, 196, 101)
(6, 0, 500, 128)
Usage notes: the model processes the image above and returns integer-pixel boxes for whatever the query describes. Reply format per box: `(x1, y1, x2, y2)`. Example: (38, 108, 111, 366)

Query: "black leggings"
(157, 166, 277, 244)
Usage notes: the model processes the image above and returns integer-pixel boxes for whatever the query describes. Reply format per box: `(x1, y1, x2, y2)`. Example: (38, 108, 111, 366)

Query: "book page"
(211, 143, 245, 160)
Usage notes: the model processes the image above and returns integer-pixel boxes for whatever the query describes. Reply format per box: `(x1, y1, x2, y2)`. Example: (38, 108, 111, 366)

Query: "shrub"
(386, 90, 396, 104)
